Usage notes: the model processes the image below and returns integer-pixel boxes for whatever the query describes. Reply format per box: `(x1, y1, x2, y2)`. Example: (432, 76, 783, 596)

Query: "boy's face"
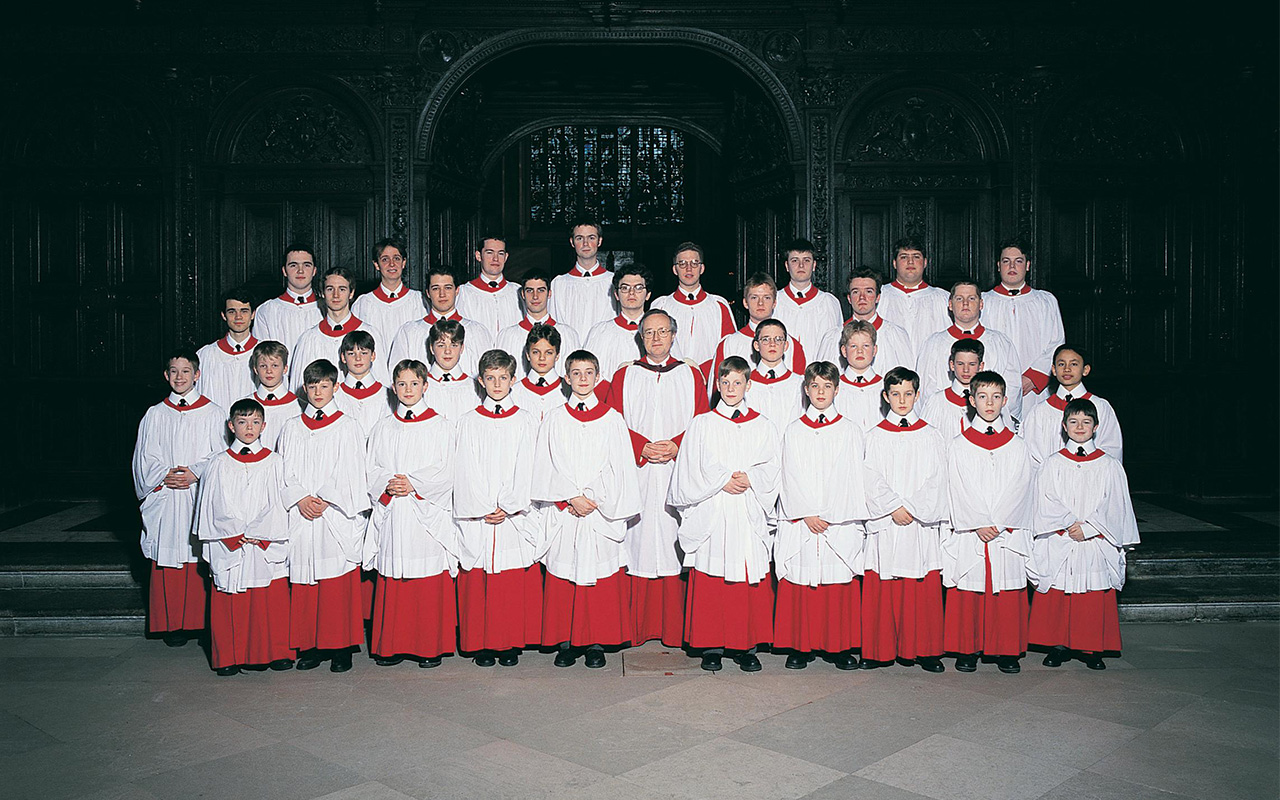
(949, 285, 982, 328)
(475, 238, 508, 278)
(949, 352, 983, 385)
(719, 370, 750, 406)
(430, 335, 462, 371)
(841, 332, 876, 371)
(427, 274, 457, 313)
(1052, 349, 1089, 388)
(393, 370, 425, 407)
(615, 273, 650, 314)
(165, 358, 199, 395)
(282, 250, 316, 292)
(847, 278, 880, 317)
(1063, 411, 1097, 445)
(744, 284, 776, 323)
(481, 367, 515, 401)
(305, 379, 336, 409)
(521, 279, 550, 315)
(805, 376, 837, 411)
(323, 274, 353, 315)
(566, 360, 598, 398)
(570, 224, 602, 261)
(969, 383, 1007, 423)
(882, 382, 918, 417)
(222, 299, 254, 334)
(999, 246, 1029, 287)
(753, 324, 789, 366)
(641, 315, 674, 361)
(526, 338, 558, 375)
(228, 412, 264, 445)
(893, 248, 927, 284)
(374, 246, 406, 285)
(785, 250, 816, 284)
(340, 345, 374, 377)
(673, 249, 704, 288)
(253, 355, 285, 389)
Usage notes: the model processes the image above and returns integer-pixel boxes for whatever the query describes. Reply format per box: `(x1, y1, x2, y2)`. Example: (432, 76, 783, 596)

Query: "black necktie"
(405, 410, 414, 420)
(767, 370, 776, 380)
(577, 402, 586, 411)
(494, 404, 503, 415)
(442, 374, 451, 382)
(334, 324, 343, 332)
(817, 414, 826, 424)
(1077, 446, 1086, 456)
(265, 393, 276, 401)
(354, 381, 363, 390)
(296, 296, 305, 304)
(732, 409, 742, 419)
(239, 447, 251, 455)
(489, 281, 499, 288)
(1010, 288, 1021, 296)
(315, 410, 325, 420)
(900, 418, 910, 428)
(178, 398, 188, 407)
(986, 425, 995, 435)
(855, 375, 865, 385)
(687, 293, 696, 301)
(537, 377, 547, 387)
(234, 343, 242, 353)
(1064, 393, 1073, 402)
(963, 389, 971, 401)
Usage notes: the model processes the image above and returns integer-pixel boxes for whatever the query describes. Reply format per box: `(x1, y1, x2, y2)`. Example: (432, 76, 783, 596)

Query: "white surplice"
(194, 444, 289, 593)
(863, 415, 948, 579)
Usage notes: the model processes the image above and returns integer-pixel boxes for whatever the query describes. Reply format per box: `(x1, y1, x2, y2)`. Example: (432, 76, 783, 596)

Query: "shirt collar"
(398, 398, 430, 418)
(287, 288, 315, 303)
(716, 399, 749, 416)
(569, 391, 599, 410)
(886, 410, 920, 427)
(1056, 382, 1087, 399)
(168, 389, 199, 405)
(255, 383, 288, 400)
(232, 438, 264, 454)
(843, 365, 877, 383)
(974, 414, 1007, 433)
(430, 363, 467, 381)
(306, 400, 337, 417)
(804, 405, 837, 423)
(482, 395, 516, 414)
(529, 365, 560, 382)
(343, 371, 374, 388)
(326, 310, 353, 326)
(572, 261, 605, 277)
(1067, 438, 1097, 455)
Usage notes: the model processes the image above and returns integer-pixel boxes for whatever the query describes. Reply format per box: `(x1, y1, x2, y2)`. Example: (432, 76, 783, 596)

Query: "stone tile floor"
(0, 622, 1275, 800)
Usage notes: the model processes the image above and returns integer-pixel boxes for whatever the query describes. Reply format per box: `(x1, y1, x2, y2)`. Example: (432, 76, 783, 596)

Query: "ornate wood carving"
(846, 92, 984, 163)
(388, 114, 410, 233)
(1045, 94, 1183, 163)
(231, 92, 374, 164)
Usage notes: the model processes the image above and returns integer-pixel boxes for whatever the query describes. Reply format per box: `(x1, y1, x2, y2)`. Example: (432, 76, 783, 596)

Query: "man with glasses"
(495, 269, 581, 377)
(584, 264, 665, 382)
(653, 241, 737, 375)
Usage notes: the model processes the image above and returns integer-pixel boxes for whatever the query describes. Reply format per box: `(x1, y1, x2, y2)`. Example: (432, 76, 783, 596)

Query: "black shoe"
(215, 665, 240, 676)
(268, 659, 294, 671)
(785, 653, 810, 670)
(918, 656, 945, 673)
(497, 650, 520, 667)
(474, 653, 497, 667)
(419, 656, 443, 668)
(162, 631, 188, 648)
(700, 653, 722, 672)
(554, 649, 577, 668)
(997, 656, 1021, 674)
(584, 650, 607, 669)
(330, 652, 353, 673)
(1042, 646, 1068, 668)
(295, 650, 323, 671)
(954, 654, 978, 672)
(735, 652, 762, 672)
(374, 655, 405, 667)
(1083, 653, 1106, 670)
(834, 651, 860, 671)
(858, 658, 888, 670)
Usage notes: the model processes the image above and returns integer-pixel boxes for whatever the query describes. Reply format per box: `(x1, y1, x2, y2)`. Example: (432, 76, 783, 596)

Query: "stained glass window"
(527, 126, 685, 226)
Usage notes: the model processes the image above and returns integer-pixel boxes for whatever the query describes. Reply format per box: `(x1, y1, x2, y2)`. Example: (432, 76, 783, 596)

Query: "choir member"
(651, 242, 736, 374)
(832, 320, 886, 433)
(772, 237, 843, 354)
(917, 339, 1000, 436)
(196, 288, 259, 411)
(549, 217, 616, 334)
(388, 264, 494, 379)
(709, 272, 807, 386)
(424, 319, 483, 422)
(249, 340, 301, 451)
(333, 330, 392, 439)
(815, 268, 914, 374)
(456, 234, 522, 336)
(495, 269, 581, 377)
(352, 237, 426, 339)
(747, 318, 805, 428)
(1023, 345, 1123, 466)
(289, 267, 386, 393)
(584, 263, 660, 381)
(508, 323, 570, 421)
(877, 237, 951, 354)
(252, 244, 321, 355)
(981, 239, 1065, 406)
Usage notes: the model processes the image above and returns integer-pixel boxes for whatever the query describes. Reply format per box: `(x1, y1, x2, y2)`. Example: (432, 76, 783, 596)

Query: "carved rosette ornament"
(232, 92, 373, 164)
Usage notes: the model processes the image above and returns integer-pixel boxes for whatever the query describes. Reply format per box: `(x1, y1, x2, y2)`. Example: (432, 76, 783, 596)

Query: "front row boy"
(1029, 398, 1139, 669)
(195, 399, 293, 675)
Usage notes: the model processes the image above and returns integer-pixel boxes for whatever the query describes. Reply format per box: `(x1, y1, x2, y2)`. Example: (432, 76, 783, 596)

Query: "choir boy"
(388, 265, 494, 378)
(861, 367, 948, 671)
(252, 244, 320, 355)
(196, 288, 258, 410)
(508, 324, 570, 420)
(352, 237, 426, 338)
(132, 350, 225, 646)
(424, 319, 483, 421)
(651, 242, 736, 373)
(532, 350, 642, 668)
(669, 356, 781, 672)
(289, 267, 385, 392)
(918, 339, 987, 436)
(583, 264, 654, 380)
(549, 218, 615, 335)
(495, 269, 581, 376)
(774, 361, 869, 670)
(454, 349, 543, 666)
(747, 319, 804, 427)
(815, 268, 914, 373)
(278, 359, 369, 673)
(608, 310, 709, 647)
(249, 341, 301, 451)
(363, 359, 458, 668)
(942, 370, 1034, 674)
(334, 330, 391, 438)
(833, 320, 886, 432)
(1029, 398, 1139, 669)
(772, 238, 843, 353)
(709, 272, 807, 384)
(981, 239, 1065, 405)
(194, 399, 293, 676)
(876, 237, 951, 353)
(456, 234, 523, 335)
(1022, 345, 1123, 466)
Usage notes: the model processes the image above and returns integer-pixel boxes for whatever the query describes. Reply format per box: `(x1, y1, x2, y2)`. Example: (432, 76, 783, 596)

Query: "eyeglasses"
(642, 328, 672, 339)
(618, 284, 648, 294)
(675, 260, 703, 268)
(757, 336, 788, 345)
(378, 255, 405, 264)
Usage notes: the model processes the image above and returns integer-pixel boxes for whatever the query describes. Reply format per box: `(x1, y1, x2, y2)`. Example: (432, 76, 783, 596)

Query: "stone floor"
(1, 623, 1276, 800)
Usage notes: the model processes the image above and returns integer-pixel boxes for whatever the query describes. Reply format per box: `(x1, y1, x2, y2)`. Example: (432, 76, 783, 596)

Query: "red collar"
(423, 311, 462, 324)
(1060, 447, 1105, 462)
(944, 387, 970, 407)
(961, 424, 1014, 449)
(164, 395, 212, 412)
(877, 418, 928, 433)
(319, 315, 363, 337)
(946, 324, 985, 340)
(571, 264, 606, 278)
(428, 371, 468, 383)
(636, 357, 681, 373)
(566, 400, 610, 421)
(217, 336, 258, 356)
(468, 276, 508, 293)
(738, 323, 757, 336)
(476, 404, 519, 419)
(255, 390, 297, 407)
(993, 284, 1029, 297)
(522, 376, 563, 395)
(614, 315, 639, 331)
(845, 314, 884, 329)
(751, 368, 792, 384)
(227, 447, 272, 463)
(800, 412, 841, 429)
(672, 288, 708, 305)
(278, 291, 316, 305)
(783, 284, 816, 305)
(301, 409, 344, 430)
(395, 407, 437, 423)
(890, 280, 930, 294)
(340, 381, 383, 399)
(519, 315, 557, 331)
(1046, 390, 1091, 410)
(715, 407, 760, 424)
(373, 284, 409, 303)
(841, 373, 881, 387)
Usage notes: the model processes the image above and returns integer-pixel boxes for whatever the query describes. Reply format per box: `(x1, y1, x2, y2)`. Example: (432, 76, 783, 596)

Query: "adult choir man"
(456, 234, 523, 336)
(495, 269, 581, 377)
(351, 237, 426, 340)
(196, 289, 259, 411)
(388, 265, 493, 378)
(549, 218, 615, 335)
(877, 237, 951, 353)
(814, 268, 914, 374)
(651, 242, 736, 374)
(289, 267, 386, 393)
(709, 273, 807, 384)
(772, 238, 843, 354)
(583, 264, 655, 380)
(252, 244, 321, 355)
(981, 238, 1065, 405)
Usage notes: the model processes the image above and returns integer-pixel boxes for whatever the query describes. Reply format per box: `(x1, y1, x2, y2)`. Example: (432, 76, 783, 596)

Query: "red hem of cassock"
(684, 569, 775, 650)
(360, 570, 376, 622)
(943, 546, 1028, 656)
(371, 573, 458, 659)
(289, 570, 365, 651)
(861, 570, 945, 662)
(148, 561, 208, 633)
(774, 578, 861, 653)
(542, 571, 632, 647)
(628, 572, 687, 648)
(1029, 588, 1122, 653)
(457, 566, 544, 652)
(210, 578, 293, 669)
